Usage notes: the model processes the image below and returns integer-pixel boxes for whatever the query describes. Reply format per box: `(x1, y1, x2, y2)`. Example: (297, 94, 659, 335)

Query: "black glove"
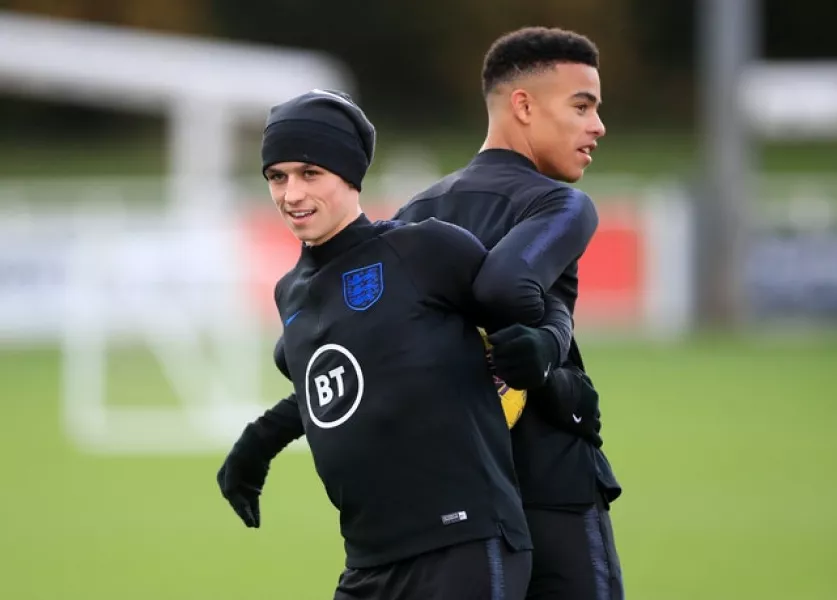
(487, 324, 559, 390)
(217, 423, 271, 528)
(530, 366, 603, 447)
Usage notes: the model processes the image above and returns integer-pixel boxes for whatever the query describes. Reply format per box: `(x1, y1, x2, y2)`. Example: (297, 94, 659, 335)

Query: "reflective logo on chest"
(305, 343, 365, 429)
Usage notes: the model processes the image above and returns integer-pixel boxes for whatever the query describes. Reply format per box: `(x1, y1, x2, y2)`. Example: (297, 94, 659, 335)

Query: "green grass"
(1, 335, 836, 599)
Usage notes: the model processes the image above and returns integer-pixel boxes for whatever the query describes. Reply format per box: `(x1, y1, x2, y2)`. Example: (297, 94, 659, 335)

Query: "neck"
(302, 212, 374, 266)
(480, 117, 536, 166)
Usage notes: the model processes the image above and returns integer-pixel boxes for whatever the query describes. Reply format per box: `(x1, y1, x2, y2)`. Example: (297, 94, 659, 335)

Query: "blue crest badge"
(342, 263, 383, 311)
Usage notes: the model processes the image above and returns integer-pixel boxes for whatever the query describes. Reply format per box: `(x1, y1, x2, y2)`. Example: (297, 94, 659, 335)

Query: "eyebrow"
(265, 163, 318, 176)
(571, 91, 602, 107)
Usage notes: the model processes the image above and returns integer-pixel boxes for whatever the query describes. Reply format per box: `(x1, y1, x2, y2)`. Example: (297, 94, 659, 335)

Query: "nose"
(591, 112, 606, 138)
(283, 174, 307, 205)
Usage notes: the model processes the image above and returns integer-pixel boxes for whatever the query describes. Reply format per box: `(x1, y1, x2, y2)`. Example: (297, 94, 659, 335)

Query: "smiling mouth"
(287, 209, 315, 221)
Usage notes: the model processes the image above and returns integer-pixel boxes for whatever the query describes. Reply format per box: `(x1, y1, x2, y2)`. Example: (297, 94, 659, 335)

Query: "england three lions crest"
(343, 263, 383, 311)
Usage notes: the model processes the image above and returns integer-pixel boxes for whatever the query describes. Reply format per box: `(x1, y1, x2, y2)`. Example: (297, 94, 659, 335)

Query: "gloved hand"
(217, 423, 271, 528)
(530, 366, 603, 447)
(487, 324, 559, 390)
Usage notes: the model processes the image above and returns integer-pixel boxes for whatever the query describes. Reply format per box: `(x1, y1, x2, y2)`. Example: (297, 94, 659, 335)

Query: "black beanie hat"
(261, 89, 376, 190)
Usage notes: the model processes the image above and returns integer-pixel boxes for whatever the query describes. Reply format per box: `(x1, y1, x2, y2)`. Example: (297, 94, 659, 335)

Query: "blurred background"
(0, 0, 835, 598)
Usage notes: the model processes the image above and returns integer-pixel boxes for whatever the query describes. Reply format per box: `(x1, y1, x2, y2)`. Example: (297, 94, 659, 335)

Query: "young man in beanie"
(217, 89, 576, 599)
(395, 28, 624, 600)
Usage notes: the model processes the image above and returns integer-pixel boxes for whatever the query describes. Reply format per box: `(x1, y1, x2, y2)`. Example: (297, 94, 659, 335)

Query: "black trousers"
(524, 494, 624, 600)
(334, 537, 532, 600)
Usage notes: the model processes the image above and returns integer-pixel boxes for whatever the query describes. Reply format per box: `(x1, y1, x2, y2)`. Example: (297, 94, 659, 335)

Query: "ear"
(509, 88, 534, 125)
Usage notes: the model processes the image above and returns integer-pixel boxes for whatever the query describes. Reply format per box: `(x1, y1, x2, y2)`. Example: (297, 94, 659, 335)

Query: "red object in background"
(575, 203, 644, 325)
(239, 201, 645, 327)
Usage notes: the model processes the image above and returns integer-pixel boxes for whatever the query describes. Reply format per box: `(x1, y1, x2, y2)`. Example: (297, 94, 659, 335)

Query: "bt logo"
(304, 344, 364, 429)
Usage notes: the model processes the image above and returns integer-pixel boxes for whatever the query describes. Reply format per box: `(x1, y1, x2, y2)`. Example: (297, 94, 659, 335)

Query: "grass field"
(1, 334, 835, 599)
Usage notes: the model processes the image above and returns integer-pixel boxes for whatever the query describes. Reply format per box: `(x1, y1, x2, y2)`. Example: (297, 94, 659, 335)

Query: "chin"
(286, 223, 313, 244)
(563, 162, 587, 182)
(300, 231, 323, 245)
(553, 170, 583, 183)
(543, 163, 582, 183)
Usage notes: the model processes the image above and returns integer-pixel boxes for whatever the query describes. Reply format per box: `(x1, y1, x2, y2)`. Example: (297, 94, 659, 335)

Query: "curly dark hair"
(482, 27, 599, 96)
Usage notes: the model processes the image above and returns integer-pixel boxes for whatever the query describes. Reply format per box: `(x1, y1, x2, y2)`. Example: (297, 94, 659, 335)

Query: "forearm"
(248, 394, 305, 459)
(539, 294, 573, 365)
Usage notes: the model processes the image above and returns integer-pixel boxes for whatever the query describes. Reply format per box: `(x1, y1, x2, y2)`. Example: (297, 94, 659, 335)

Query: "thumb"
(487, 324, 523, 347)
(229, 493, 259, 528)
(252, 498, 261, 528)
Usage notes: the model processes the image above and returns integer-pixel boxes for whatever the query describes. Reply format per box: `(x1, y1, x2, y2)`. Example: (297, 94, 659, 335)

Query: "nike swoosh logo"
(284, 310, 301, 326)
(572, 414, 583, 424)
